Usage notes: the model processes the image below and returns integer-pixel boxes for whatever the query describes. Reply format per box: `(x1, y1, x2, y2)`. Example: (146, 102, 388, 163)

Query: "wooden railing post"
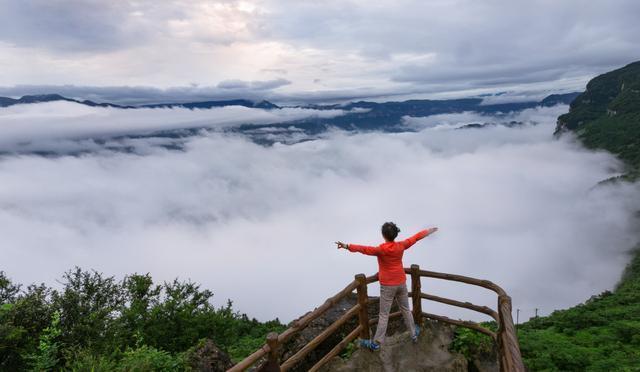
(355, 274, 370, 340)
(265, 332, 281, 372)
(410, 264, 422, 324)
(497, 295, 525, 372)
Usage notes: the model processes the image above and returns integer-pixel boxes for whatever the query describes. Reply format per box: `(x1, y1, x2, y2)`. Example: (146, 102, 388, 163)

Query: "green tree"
(145, 279, 215, 353)
(117, 274, 162, 349)
(28, 311, 62, 371)
(0, 268, 286, 368)
(0, 281, 53, 370)
(53, 268, 124, 356)
(0, 271, 20, 304)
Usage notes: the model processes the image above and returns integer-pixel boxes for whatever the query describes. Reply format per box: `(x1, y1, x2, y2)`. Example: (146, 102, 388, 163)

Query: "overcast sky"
(1, 0, 639, 103)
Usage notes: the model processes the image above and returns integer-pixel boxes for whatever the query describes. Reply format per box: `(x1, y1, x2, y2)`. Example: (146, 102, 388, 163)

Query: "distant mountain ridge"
(141, 99, 279, 110)
(0, 94, 135, 109)
(0, 94, 277, 110)
(0, 91, 581, 153)
(0, 92, 579, 114)
(239, 92, 580, 135)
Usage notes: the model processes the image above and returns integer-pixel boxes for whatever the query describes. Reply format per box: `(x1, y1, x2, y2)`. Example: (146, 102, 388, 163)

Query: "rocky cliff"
(555, 60, 640, 176)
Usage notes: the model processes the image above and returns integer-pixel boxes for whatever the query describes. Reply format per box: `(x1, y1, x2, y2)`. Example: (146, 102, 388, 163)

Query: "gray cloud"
(0, 82, 294, 105)
(1, 1, 639, 99)
(0, 0, 147, 52)
(217, 78, 291, 90)
(261, 68, 288, 75)
(254, 0, 640, 90)
(1, 104, 639, 323)
(0, 0, 254, 53)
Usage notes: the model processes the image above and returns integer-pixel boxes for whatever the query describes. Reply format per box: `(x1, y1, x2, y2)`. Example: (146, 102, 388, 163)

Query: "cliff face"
(556, 61, 640, 132)
(513, 61, 640, 370)
(555, 60, 640, 173)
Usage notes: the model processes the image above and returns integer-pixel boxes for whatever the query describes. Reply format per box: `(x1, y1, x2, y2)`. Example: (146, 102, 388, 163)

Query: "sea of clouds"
(0, 101, 347, 153)
(1, 103, 639, 323)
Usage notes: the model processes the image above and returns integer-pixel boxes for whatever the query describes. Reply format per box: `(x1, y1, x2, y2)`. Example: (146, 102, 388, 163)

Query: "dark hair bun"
(381, 222, 400, 241)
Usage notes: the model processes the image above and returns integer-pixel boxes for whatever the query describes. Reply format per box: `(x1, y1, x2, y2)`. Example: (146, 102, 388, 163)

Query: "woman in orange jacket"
(336, 222, 438, 350)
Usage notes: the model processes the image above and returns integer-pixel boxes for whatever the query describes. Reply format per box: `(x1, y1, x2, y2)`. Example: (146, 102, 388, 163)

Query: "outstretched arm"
(335, 241, 379, 256)
(400, 227, 438, 249)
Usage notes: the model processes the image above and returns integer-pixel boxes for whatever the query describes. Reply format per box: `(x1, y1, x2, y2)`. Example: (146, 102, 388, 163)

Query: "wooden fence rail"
(228, 265, 525, 372)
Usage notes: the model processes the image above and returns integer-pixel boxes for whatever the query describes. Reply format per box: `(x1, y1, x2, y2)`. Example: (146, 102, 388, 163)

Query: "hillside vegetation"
(454, 61, 640, 371)
(513, 61, 640, 370)
(0, 268, 284, 371)
(556, 61, 640, 177)
(516, 247, 640, 370)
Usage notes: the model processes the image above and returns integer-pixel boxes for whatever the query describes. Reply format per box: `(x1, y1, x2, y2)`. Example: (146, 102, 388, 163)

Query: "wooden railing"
(228, 264, 525, 372)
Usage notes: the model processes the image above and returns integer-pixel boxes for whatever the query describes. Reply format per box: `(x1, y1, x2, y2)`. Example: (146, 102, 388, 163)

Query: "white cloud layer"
(402, 105, 568, 132)
(0, 101, 346, 151)
(1, 105, 639, 324)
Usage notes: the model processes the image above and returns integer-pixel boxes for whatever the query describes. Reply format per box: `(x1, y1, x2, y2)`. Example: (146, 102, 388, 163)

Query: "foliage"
(516, 246, 640, 370)
(118, 345, 186, 371)
(0, 282, 53, 370)
(0, 272, 20, 304)
(53, 268, 124, 355)
(339, 340, 357, 360)
(450, 322, 496, 359)
(450, 250, 640, 370)
(225, 317, 286, 362)
(557, 60, 640, 175)
(63, 349, 118, 372)
(0, 268, 284, 370)
(27, 311, 62, 371)
(516, 60, 640, 369)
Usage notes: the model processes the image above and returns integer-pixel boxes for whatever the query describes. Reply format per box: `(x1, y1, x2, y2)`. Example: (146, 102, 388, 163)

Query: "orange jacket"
(348, 229, 429, 286)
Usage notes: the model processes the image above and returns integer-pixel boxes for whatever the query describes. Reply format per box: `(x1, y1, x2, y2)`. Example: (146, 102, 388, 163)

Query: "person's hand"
(427, 227, 439, 235)
(335, 241, 349, 250)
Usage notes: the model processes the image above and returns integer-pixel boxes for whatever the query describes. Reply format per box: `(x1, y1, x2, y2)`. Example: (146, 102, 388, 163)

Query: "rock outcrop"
(320, 320, 468, 372)
(268, 293, 498, 372)
(185, 339, 234, 372)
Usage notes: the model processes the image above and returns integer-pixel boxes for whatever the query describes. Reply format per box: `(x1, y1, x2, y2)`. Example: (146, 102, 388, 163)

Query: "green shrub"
(118, 346, 185, 372)
(517, 245, 640, 369)
(450, 322, 496, 360)
(28, 311, 62, 371)
(64, 349, 118, 372)
(0, 268, 284, 369)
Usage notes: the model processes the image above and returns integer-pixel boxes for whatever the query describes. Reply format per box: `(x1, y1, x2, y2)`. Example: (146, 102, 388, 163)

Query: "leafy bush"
(449, 247, 640, 370)
(0, 268, 284, 369)
(118, 345, 185, 371)
(63, 349, 118, 372)
(516, 246, 640, 370)
(27, 311, 62, 370)
(450, 323, 496, 359)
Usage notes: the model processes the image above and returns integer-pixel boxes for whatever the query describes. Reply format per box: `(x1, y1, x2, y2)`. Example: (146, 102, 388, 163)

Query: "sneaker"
(360, 339, 380, 351)
(412, 327, 420, 343)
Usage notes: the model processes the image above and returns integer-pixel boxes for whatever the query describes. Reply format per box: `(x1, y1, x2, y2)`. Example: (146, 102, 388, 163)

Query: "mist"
(0, 101, 347, 151)
(1, 104, 639, 323)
